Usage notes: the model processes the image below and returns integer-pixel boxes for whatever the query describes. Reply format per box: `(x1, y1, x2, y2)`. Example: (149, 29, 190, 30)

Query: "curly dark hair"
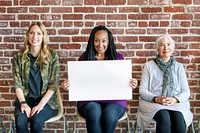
(83, 25, 118, 60)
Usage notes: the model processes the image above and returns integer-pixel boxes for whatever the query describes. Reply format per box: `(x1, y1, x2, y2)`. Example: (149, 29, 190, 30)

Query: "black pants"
(153, 109, 186, 133)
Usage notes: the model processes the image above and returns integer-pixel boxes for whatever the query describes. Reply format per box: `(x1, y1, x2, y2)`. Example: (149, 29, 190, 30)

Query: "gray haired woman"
(137, 35, 193, 133)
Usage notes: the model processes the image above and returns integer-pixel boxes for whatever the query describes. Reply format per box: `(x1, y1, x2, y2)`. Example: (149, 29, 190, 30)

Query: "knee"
(30, 115, 43, 129)
(15, 114, 28, 128)
(154, 109, 170, 125)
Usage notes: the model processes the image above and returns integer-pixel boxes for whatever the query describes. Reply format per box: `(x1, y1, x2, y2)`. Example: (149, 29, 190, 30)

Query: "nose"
(33, 33, 37, 38)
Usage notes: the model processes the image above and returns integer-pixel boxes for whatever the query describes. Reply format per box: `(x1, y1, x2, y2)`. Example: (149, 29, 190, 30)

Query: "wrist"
(153, 97, 158, 103)
(20, 101, 27, 105)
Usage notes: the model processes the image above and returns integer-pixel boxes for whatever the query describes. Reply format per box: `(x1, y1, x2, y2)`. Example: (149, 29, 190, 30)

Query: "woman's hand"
(30, 104, 44, 117)
(21, 104, 31, 118)
(130, 78, 138, 89)
(61, 79, 70, 91)
(155, 96, 178, 106)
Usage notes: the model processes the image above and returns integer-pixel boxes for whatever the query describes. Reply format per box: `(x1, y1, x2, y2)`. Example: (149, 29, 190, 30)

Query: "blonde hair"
(22, 22, 50, 64)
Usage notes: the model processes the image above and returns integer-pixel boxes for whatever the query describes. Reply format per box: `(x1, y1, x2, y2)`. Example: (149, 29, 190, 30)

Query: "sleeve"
(12, 53, 24, 90)
(47, 50, 60, 91)
(174, 64, 190, 102)
(139, 62, 155, 102)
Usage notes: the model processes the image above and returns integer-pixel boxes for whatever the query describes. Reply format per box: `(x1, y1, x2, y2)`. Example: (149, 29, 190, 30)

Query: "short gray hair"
(155, 35, 175, 52)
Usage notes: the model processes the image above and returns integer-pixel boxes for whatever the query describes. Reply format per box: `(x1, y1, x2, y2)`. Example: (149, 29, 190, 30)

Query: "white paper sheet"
(68, 60, 132, 101)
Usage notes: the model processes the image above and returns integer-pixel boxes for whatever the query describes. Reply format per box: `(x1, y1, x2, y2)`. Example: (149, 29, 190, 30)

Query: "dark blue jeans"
(14, 98, 58, 133)
(153, 109, 186, 133)
(78, 102, 126, 133)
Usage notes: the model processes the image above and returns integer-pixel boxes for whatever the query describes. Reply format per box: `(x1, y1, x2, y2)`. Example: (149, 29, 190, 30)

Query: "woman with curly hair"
(12, 22, 60, 133)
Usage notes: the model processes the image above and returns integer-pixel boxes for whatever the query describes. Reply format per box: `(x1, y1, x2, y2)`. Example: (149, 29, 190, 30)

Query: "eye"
(159, 43, 164, 47)
(37, 32, 42, 36)
(29, 31, 34, 34)
(102, 39, 107, 43)
(94, 39, 98, 42)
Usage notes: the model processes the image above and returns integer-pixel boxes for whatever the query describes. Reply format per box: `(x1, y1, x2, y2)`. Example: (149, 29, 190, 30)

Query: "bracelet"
(153, 97, 157, 103)
(20, 101, 27, 105)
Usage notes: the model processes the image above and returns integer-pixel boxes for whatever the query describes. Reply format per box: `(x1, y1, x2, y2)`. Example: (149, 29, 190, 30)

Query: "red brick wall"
(0, 0, 199, 132)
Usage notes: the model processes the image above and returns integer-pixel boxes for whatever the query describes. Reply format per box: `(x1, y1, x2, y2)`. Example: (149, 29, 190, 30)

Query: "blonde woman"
(12, 22, 59, 133)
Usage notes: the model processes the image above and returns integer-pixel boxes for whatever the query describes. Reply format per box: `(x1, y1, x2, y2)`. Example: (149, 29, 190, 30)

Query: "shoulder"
(48, 48, 58, 58)
(13, 50, 23, 60)
(117, 53, 124, 60)
(78, 53, 85, 61)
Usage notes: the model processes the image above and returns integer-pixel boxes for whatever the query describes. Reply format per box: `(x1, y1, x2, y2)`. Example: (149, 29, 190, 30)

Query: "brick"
(74, 22, 84, 27)
(128, 0, 148, 5)
(63, 0, 83, 5)
(0, 1, 12, 6)
(41, 0, 61, 5)
(149, 21, 159, 27)
(0, 29, 12, 35)
(60, 44, 81, 50)
(172, 0, 192, 4)
(63, 14, 83, 20)
(72, 37, 88, 42)
(194, 0, 200, 4)
(149, 0, 170, 5)
(181, 50, 200, 56)
(180, 21, 191, 27)
(128, 14, 149, 20)
(97, 7, 117, 13)
(0, 22, 8, 27)
(164, 6, 184, 12)
(168, 29, 188, 34)
(139, 36, 157, 42)
(58, 29, 79, 35)
(20, 0, 40, 5)
(138, 21, 148, 27)
(49, 37, 70, 42)
(119, 7, 139, 13)
(85, 14, 105, 20)
(52, 7, 72, 13)
(172, 14, 193, 20)
(0, 44, 14, 49)
(117, 36, 138, 42)
(10, 22, 20, 27)
(7, 7, 28, 13)
(190, 29, 200, 35)
(188, 6, 200, 12)
(0, 15, 15, 20)
(183, 36, 200, 42)
(126, 29, 146, 34)
(150, 14, 170, 20)
(41, 14, 61, 20)
(18, 14, 39, 20)
(46, 29, 56, 35)
(4, 37, 24, 42)
(84, 0, 104, 5)
(160, 21, 170, 27)
(74, 7, 95, 13)
(107, 14, 127, 20)
(192, 21, 200, 26)
(106, 0, 126, 5)
(29, 7, 50, 13)
(141, 7, 162, 13)
(189, 43, 200, 49)
(147, 29, 166, 34)
(0, 7, 6, 13)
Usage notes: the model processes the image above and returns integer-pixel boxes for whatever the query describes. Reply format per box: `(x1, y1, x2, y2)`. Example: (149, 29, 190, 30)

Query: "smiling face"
(28, 25, 43, 49)
(157, 38, 174, 62)
(94, 30, 109, 59)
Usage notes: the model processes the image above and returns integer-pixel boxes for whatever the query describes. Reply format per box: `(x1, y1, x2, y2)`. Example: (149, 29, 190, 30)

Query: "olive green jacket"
(12, 49, 60, 109)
